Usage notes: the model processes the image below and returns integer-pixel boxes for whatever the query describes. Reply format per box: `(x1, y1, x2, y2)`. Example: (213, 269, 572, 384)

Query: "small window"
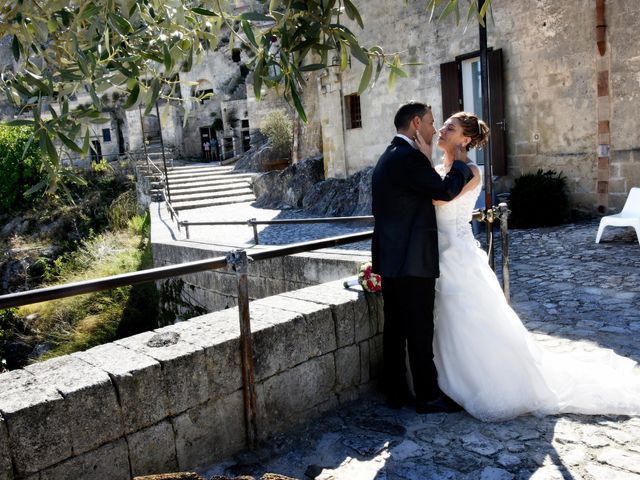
(195, 88, 214, 104)
(102, 128, 111, 142)
(241, 119, 249, 128)
(232, 48, 241, 63)
(344, 94, 362, 129)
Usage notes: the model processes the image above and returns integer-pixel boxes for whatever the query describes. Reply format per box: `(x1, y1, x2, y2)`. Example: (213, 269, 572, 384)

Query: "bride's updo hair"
(451, 111, 490, 150)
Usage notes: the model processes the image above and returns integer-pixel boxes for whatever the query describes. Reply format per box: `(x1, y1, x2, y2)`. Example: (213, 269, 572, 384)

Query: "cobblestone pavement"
(190, 210, 639, 480)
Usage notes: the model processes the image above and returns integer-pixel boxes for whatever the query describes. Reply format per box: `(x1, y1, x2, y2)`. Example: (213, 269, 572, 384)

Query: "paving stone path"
(194, 215, 640, 480)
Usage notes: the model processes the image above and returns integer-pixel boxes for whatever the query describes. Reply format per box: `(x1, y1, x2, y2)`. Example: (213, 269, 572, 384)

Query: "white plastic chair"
(595, 187, 640, 244)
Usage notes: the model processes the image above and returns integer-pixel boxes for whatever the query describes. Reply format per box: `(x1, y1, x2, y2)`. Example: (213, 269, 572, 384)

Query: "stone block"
(162, 317, 243, 398)
(256, 354, 336, 434)
(116, 329, 209, 416)
(0, 369, 72, 475)
(38, 439, 130, 480)
(249, 297, 336, 380)
(248, 256, 286, 281)
(172, 391, 245, 469)
(334, 345, 361, 391)
(359, 340, 371, 384)
(283, 252, 361, 284)
(25, 355, 123, 456)
(246, 275, 283, 300)
(75, 343, 169, 433)
(127, 421, 178, 477)
(281, 279, 364, 347)
(0, 414, 12, 480)
(354, 294, 377, 343)
(369, 334, 384, 379)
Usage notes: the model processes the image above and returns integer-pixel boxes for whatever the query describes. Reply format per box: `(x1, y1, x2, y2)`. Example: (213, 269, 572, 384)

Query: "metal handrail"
(180, 215, 375, 242)
(140, 153, 180, 223)
(0, 230, 373, 310)
(176, 204, 510, 298)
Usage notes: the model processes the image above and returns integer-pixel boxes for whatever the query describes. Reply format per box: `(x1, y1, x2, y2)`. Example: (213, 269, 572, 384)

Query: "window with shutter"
(440, 49, 506, 175)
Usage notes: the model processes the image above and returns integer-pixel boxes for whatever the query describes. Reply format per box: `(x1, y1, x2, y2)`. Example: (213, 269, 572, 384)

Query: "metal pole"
(184, 221, 189, 239)
(155, 101, 172, 205)
(138, 105, 149, 161)
(498, 203, 510, 303)
(227, 249, 258, 449)
(479, 0, 495, 270)
(249, 218, 259, 245)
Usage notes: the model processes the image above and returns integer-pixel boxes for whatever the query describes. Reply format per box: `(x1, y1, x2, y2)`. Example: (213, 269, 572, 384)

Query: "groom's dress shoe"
(415, 396, 463, 414)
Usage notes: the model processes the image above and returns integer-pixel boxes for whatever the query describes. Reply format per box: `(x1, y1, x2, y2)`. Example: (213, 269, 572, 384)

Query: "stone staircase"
(165, 164, 256, 211)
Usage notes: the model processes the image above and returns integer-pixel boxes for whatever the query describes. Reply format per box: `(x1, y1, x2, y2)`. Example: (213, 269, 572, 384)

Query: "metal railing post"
(498, 203, 511, 304)
(227, 249, 258, 449)
(183, 220, 189, 239)
(248, 218, 259, 245)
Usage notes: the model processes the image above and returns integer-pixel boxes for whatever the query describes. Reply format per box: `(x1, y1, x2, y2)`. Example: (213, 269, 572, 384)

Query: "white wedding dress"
(432, 163, 640, 421)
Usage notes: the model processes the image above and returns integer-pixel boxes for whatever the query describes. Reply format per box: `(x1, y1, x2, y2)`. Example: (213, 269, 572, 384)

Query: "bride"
(415, 112, 640, 421)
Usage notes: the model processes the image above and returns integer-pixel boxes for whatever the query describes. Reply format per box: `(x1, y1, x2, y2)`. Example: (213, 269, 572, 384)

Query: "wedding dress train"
(432, 163, 640, 421)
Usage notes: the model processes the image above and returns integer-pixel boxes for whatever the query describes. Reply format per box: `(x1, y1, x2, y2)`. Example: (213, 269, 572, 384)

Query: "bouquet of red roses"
(343, 262, 382, 293)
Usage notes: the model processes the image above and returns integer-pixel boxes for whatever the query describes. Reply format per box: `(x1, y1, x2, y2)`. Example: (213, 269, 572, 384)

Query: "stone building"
(307, 0, 640, 214)
(1, 1, 637, 213)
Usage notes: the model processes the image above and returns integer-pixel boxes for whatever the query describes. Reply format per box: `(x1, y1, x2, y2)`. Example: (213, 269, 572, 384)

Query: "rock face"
(253, 157, 373, 216)
(253, 155, 324, 210)
(234, 134, 291, 173)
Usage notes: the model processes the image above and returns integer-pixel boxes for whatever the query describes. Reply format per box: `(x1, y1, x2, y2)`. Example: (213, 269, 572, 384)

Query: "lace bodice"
(435, 163, 481, 242)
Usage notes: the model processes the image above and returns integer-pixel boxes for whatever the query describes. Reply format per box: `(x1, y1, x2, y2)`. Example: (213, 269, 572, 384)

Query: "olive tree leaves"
(425, 0, 492, 27)
(0, 0, 490, 195)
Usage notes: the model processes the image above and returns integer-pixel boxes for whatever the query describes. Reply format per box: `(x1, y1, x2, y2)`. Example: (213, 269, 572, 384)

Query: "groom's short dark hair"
(394, 102, 431, 131)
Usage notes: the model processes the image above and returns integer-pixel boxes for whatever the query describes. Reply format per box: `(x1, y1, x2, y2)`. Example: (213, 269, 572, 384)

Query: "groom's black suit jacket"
(371, 136, 473, 278)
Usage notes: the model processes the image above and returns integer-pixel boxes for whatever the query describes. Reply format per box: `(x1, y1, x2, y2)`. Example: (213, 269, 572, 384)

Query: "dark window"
(102, 128, 111, 142)
(241, 119, 249, 128)
(345, 94, 362, 129)
(232, 48, 241, 63)
(195, 88, 213, 104)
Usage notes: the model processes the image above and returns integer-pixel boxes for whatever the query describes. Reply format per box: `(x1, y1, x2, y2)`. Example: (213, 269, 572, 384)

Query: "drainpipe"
(479, 0, 494, 270)
(596, 0, 606, 56)
(338, 71, 349, 178)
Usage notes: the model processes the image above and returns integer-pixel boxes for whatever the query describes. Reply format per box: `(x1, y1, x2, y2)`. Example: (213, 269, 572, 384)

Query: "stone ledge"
(0, 369, 72, 475)
(0, 414, 12, 480)
(75, 343, 169, 434)
(0, 279, 380, 478)
(25, 355, 124, 457)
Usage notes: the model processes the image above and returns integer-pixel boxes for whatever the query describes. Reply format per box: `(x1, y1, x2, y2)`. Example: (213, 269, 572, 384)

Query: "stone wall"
(0, 280, 382, 479)
(152, 239, 370, 316)
(316, 0, 640, 213)
(246, 70, 324, 164)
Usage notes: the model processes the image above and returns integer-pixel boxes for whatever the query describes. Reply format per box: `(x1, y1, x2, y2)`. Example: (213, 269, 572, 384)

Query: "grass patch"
(18, 213, 159, 362)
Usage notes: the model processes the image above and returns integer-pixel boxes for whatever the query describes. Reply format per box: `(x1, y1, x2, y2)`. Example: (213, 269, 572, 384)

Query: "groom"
(371, 102, 473, 413)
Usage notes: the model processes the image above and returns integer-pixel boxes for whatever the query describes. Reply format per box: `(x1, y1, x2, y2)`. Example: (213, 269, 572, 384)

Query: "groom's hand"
(415, 131, 433, 161)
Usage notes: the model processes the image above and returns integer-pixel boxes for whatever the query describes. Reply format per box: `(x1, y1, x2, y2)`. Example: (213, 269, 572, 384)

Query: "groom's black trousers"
(381, 276, 439, 402)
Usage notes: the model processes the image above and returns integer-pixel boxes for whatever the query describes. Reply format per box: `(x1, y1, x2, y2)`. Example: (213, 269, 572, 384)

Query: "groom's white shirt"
(395, 133, 416, 149)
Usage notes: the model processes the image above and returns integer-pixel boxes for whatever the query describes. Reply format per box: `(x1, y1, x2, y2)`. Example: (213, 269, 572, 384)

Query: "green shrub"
(107, 190, 138, 230)
(0, 125, 46, 212)
(262, 110, 293, 158)
(508, 169, 570, 228)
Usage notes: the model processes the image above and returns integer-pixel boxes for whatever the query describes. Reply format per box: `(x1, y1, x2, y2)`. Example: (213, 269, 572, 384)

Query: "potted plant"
(261, 109, 292, 171)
